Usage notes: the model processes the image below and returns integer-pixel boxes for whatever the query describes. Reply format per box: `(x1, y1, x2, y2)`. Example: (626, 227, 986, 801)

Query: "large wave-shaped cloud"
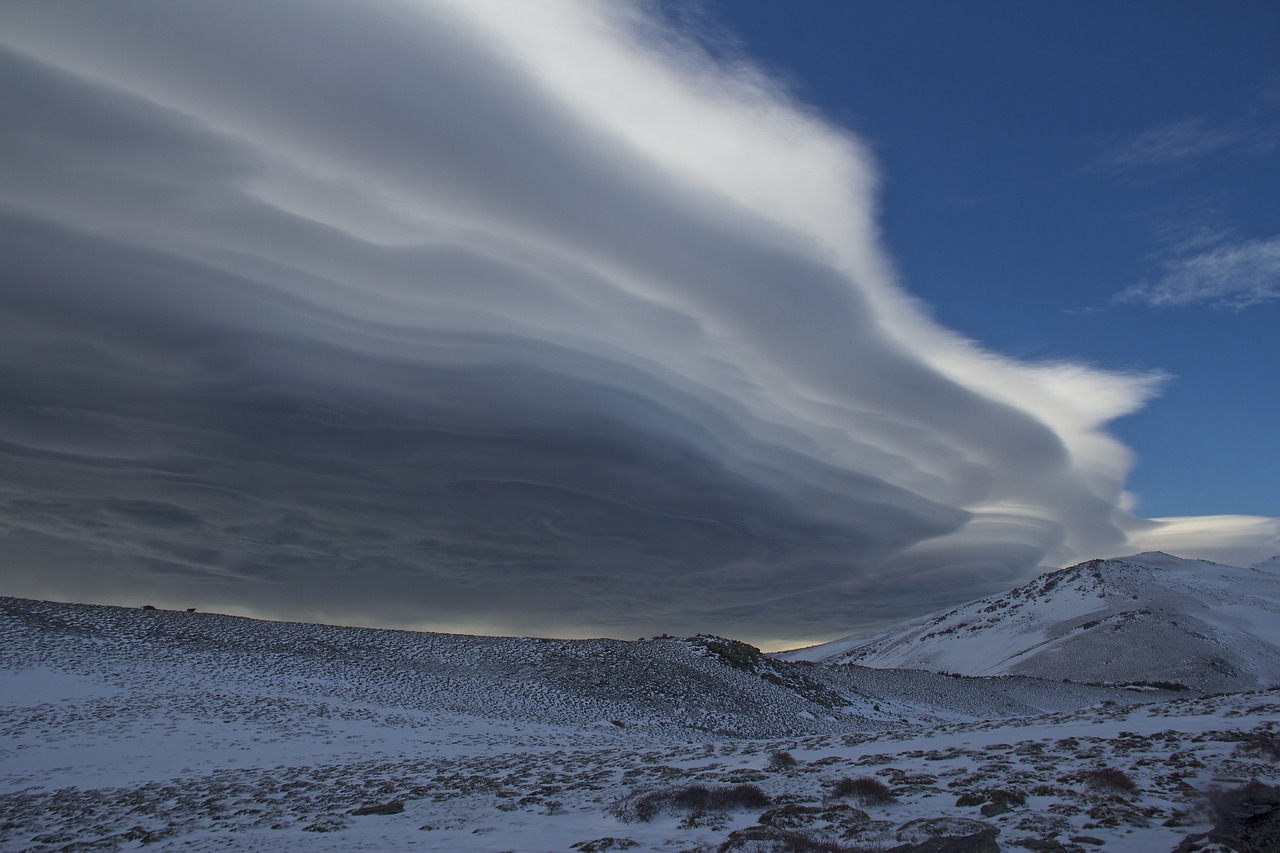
(0, 0, 1273, 646)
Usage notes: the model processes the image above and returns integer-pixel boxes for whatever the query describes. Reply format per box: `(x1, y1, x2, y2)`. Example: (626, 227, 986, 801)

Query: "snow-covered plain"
(2, 580, 1278, 851)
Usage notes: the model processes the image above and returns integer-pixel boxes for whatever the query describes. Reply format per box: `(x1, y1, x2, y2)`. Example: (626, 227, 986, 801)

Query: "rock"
(897, 817, 998, 844)
(892, 828, 1000, 853)
(719, 826, 876, 852)
(1203, 782, 1280, 853)
(118, 826, 164, 843)
(570, 838, 641, 852)
(1006, 839, 1070, 852)
(980, 802, 1011, 817)
(351, 800, 405, 816)
(757, 803, 868, 830)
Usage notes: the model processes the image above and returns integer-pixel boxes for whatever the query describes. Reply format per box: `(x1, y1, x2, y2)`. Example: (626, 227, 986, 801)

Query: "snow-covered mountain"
(781, 552, 1280, 693)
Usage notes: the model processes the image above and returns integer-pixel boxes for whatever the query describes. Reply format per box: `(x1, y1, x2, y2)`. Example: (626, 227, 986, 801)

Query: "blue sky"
(0, 0, 1275, 645)
(710, 0, 1280, 518)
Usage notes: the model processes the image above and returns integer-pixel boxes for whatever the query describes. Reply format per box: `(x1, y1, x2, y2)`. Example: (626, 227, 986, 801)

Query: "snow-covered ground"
(2, 594, 1278, 851)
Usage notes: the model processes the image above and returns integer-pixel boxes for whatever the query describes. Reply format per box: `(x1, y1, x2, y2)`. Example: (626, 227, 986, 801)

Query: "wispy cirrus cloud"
(1086, 117, 1247, 175)
(1117, 235, 1280, 309)
(1093, 98, 1280, 311)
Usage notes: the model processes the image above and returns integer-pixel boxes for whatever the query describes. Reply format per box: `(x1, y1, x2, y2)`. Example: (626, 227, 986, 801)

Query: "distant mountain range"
(779, 552, 1280, 693)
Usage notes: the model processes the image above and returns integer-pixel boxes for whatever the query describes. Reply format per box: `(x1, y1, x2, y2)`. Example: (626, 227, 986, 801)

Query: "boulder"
(351, 800, 405, 816)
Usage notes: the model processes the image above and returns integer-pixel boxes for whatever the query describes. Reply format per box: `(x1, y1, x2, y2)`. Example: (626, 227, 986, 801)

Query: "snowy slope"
(0, 596, 1167, 752)
(781, 552, 1280, 692)
(1253, 554, 1280, 574)
(0, 598, 851, 742)
(2, 595, 1278, 852)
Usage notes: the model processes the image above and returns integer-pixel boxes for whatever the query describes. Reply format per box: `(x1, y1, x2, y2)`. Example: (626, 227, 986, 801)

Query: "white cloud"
(1118, 235, 1280, 308)
(1126, 515, 1280, 568)
(0, 0, 1271, 644)
(1087, 118, 1239, 174)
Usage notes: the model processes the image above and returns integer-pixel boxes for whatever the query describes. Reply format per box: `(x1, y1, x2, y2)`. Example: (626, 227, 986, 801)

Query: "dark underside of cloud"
(0, 211, 963, 638)
(0, 1, 1270, 645)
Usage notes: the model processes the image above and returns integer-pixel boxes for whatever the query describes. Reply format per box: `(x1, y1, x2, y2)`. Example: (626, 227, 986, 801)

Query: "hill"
(0, 596, 1168, 751)
(3, 593, 1278, 851)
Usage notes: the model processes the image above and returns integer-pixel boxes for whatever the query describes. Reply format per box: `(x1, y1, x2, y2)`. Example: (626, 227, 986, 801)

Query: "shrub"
(1232, 730, 1280, 762)
(829, 776, 896, 805)
(611, 783, 771, 823)
(1081, 767, 1137, 794)
(670, 784, 713, 811)
(988, 788, 1026, 806)
(612, 788, 666, 823)
(715, 784, 771, 811)
(768, 750, 800, 770)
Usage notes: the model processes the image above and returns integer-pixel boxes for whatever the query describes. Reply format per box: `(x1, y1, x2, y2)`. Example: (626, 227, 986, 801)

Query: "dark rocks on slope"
(350, 800, 405, 815)
(1204, 781, 1280, 853)
(891, 828, 1000, 853)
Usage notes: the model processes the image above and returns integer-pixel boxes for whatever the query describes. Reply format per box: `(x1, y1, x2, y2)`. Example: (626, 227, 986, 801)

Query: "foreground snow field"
(2, 593, 1277, 851)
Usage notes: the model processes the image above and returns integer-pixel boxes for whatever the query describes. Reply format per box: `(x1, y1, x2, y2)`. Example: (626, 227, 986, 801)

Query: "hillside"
(781, 552, 1280, 693)
(0, 596, 1168, 753)
(3, 595, 1279, 851)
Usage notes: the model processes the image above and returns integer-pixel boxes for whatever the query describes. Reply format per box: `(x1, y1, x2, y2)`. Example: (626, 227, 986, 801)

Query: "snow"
(0, 667, 122, 705)
(2, 586, 1278, 851)
(782, 554, 1280, 693)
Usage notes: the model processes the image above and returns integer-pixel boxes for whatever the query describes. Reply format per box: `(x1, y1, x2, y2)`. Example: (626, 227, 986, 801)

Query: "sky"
(0, 0, 1276, 649)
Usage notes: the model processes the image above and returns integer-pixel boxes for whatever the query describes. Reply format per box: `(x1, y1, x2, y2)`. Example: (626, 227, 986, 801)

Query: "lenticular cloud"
(0, 0, 1270, 645)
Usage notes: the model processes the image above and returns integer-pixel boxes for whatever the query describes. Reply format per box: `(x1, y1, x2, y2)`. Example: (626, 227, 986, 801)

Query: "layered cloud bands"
(0, 0, 1272, 645)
